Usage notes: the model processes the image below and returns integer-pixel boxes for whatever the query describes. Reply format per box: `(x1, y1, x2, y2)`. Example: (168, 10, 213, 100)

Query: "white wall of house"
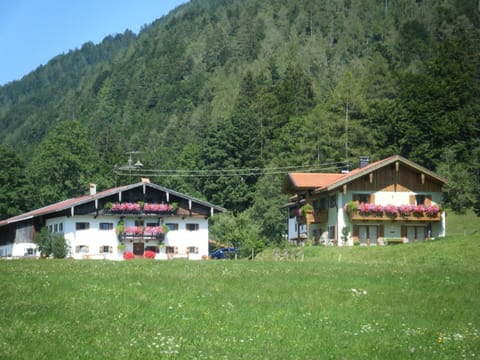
(285, 189, 445, 247)
(287, 215, 296, 241)
(336, 193, 349, 246)
(164, 218, 209, 259)
(41, 215, 210, 260)
(345, 190, 443, 207)
(0, 243, 35, 258)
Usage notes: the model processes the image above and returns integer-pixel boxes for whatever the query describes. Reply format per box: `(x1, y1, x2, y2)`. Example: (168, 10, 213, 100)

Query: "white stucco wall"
(43, 215, 210, 260)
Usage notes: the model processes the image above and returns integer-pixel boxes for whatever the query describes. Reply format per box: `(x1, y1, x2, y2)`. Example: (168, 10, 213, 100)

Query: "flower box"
(107, 202, 178, 214)
(347, 203, 441, 222)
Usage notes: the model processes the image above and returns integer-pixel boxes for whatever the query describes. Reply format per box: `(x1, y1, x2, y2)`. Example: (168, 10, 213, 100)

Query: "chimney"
(359, 156, 369, 168)
(89, 183, 97, 195)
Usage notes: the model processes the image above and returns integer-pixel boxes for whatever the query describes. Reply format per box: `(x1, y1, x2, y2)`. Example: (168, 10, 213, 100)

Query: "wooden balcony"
(119, 233, 165, 242)
(302, 209, 328, 224)
(348, 211, 441, 222)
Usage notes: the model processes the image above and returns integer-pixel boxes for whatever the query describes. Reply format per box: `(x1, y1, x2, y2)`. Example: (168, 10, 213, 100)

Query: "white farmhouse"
(0, 180, 225, 259)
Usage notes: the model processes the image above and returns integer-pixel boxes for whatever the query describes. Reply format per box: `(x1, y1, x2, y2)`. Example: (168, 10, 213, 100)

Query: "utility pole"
(114, 152, 143, 186)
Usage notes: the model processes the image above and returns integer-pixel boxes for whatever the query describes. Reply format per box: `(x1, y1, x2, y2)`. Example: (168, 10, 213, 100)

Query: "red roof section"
(288, 172, 346, 190)
(0, 184, 133, 226)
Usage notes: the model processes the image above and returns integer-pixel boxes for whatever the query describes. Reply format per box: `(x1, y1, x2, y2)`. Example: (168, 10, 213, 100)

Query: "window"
(313, 198, 327, 210)
(76, 222, 90, 230)
(26, 248, 35, 256)
(48, 225, 53, 233)
(329, 196, 336, 208)
(166, 246, 177, 254)
(75, 245, 89, 253)
(166, 223, 179, 231)
(99, 223, 113, 231)
(186, 223, 199, 232)
(354, 194, 370, 203)
(187, 246, 199, 254)
(415, 195, 431, 205)
(135, 220, 144, 227)
(100, 246, 112, 253)
(59, 223, 63, 233)
(54, 224, 58, 233)
(146, 222, 158, 228)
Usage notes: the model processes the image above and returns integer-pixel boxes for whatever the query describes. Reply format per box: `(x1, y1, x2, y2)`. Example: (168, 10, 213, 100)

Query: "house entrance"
(359, 225, 378, 245)
(133, 242, 144, 256)
(406, 226, 426, 242)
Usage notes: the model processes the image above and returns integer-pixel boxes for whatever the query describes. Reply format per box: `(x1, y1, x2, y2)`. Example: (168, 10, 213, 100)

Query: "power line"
(113, 161, 350, 178)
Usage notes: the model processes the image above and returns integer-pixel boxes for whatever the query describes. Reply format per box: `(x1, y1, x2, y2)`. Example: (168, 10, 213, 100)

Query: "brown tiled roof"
(0, 195, 93, 226)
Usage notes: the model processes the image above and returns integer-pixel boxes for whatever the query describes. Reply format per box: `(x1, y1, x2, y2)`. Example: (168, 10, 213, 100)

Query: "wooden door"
(133, 242, 144, 256)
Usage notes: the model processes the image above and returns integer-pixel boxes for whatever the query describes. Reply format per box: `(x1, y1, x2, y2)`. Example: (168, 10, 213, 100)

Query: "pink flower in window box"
(425, 204, 440, 216)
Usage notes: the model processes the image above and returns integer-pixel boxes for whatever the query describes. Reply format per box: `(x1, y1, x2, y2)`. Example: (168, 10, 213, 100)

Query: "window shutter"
(370, 194, 375, 203)
(76, 246, 80, 253)
(195, 247, 199, 254)
(379, 226, 384, 237)
(99, 246, 103, 253)
(425, 195, 432, 206)
(186, 247, 189, 254)
(401, 226, 407, 238)
(109, 246, 113, 253)
(353, 225, 359, 242)
(174, 247, 178, 255)
(409, 195, 416, 205)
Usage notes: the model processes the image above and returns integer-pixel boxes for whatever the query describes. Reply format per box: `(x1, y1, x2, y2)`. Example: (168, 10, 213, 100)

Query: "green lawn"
(0, 212, 479, 359)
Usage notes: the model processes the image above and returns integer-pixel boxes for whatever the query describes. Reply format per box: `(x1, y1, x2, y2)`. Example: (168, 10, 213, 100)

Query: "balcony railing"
(119, 233, 165, 242)
(298, 209, 328, 224)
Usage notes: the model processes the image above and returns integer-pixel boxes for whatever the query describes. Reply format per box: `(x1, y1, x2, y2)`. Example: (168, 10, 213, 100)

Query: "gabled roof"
(285, 155, 447, 194)
(0, 181, 226, 227)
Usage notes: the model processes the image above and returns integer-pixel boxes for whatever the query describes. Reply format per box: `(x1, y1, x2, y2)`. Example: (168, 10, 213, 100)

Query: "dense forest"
(0, 0, 478, 250)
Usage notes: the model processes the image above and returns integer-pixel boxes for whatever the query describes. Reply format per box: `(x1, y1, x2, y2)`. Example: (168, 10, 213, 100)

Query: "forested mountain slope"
(0, 0, 478, 240)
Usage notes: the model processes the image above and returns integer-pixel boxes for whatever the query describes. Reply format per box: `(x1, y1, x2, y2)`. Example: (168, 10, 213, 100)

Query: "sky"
(0, 0, 188, 86)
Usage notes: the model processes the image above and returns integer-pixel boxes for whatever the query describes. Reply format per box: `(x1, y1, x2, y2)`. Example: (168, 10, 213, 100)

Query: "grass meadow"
(0, 211, 479, 359)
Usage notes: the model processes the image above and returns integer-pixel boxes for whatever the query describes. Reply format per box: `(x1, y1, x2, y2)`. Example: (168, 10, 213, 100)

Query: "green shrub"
(51, 234, 69, 258)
